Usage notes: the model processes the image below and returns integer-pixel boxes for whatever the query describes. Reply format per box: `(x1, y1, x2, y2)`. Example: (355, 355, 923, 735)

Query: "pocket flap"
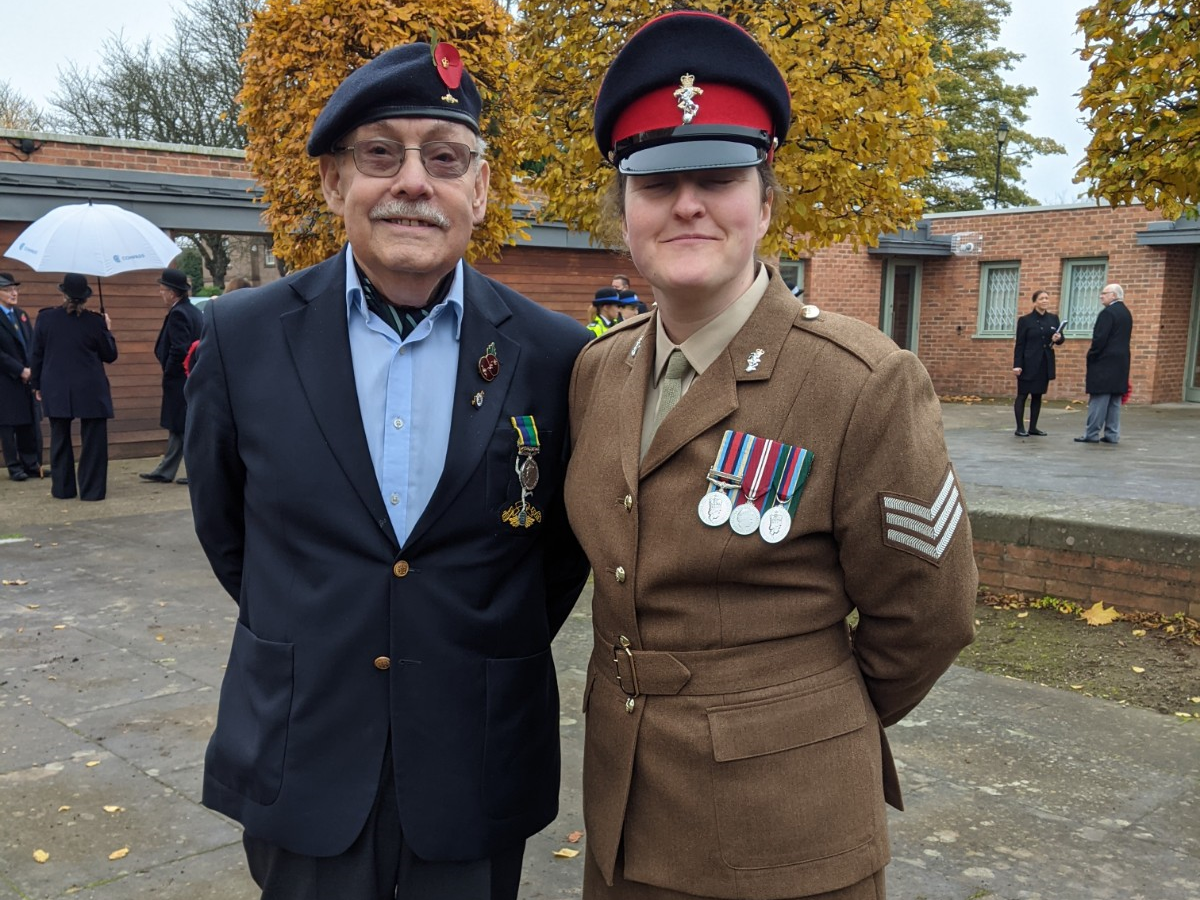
(707, 674, 867, 762)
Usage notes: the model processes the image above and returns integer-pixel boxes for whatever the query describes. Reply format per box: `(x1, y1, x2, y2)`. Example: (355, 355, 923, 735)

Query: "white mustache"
(370, 201, 450, 229)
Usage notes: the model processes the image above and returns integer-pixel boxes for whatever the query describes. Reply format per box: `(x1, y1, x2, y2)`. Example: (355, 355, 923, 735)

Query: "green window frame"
(1059, 258, 1108, 338)
(975, 262, 1021, 337)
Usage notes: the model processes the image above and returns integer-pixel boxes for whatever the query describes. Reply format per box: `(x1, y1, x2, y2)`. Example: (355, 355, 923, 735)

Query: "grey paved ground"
(1, 403, 1198, 900)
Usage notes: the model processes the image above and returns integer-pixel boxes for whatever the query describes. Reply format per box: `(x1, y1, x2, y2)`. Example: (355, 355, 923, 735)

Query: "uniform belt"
(594, 625, 851, 699)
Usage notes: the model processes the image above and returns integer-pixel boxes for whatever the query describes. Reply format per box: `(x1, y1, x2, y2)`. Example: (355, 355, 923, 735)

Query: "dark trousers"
(1, 422, 39, 475)
(147, 430, 185, 480)
(50, 417, 108, 501)
(243, 745, 525, 900)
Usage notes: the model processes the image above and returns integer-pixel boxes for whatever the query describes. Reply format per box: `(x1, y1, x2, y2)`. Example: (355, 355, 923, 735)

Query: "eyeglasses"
(333, 139, 478, 179)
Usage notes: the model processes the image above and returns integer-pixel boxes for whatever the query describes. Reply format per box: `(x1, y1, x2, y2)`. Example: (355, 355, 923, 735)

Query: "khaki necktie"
(651, 349, 691, 437)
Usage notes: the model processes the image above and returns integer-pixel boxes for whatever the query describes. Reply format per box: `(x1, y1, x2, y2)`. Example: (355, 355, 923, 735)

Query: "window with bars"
(976, 263, 1021, 337)
(779, 259, 806, 296)
(1059, 259, 1108, 337)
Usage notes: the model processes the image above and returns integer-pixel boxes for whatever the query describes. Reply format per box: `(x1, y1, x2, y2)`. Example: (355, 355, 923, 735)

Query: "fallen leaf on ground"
(1191, 697, 1200, 704)
(1131, 666, 1146, 674)
(553, 848, 580, 859)
(103, 805, 124, 813)
(1132, 629, 1146, 637)
(1016, 612, 1029, 618)
(86, 761, 100, 768)
(3, 579, 29, 586)
(1080, 601, 1120, 627)
(58, 805, 70, 812)
(155, 635, 165, 642)
(33, 849, 49, 863)
(26, 603, 40, 609)
(567, 830, 583, 843)
(1070, 684, 1084, 690)
(108, 847, 130, 861)
(53, 624, 66, 630)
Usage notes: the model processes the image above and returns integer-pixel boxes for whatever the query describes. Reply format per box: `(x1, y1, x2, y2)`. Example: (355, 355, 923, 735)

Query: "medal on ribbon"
(758, 443, 814, 544)
(502, 415, 542, 528)
(697, 430, 751, 527)
(730, 437, 783, 535)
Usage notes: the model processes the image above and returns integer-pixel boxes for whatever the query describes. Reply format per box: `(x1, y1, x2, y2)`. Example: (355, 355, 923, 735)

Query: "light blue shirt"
(343, 248, 463, 545)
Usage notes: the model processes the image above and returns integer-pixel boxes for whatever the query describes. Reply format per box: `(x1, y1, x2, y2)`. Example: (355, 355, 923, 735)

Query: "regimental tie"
(651, 349, 691, 437)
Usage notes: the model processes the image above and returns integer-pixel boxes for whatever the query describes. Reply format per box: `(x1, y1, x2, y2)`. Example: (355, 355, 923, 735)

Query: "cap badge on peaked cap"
(674, 74, 703, 125)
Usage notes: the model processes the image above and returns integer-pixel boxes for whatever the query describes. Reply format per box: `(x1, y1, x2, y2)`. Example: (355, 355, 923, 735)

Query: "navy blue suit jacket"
(30, 306, 118, 419)
(185, 250, 591, 860)
(154, 298, 203, 433)
(0, 305, 36, 426)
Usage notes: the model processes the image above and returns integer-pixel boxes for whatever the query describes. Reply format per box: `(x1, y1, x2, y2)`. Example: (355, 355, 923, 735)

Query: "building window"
(1059, 258, 1108, 336)
(779, 259, 806, 296)
(976, 262, 1020, 336)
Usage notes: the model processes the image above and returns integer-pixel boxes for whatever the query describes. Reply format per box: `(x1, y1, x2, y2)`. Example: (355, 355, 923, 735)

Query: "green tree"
(1076, 0, 1199, 218)
(915, 0, 1065, 211)
(0, 81, 46, 130)
(240, 0, 532, 271)
(519, 0, 944, 254)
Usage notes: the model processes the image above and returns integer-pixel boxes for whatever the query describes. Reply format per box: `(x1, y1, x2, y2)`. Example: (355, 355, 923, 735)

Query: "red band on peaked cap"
(611, 82, 773, 148)
(594, 10, 791, 163)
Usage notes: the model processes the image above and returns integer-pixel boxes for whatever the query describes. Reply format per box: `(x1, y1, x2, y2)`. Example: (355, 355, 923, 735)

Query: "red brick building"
(2, 130, 1197, 458)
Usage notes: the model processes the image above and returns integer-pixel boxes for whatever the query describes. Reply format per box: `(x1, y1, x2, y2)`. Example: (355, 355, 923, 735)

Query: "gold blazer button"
(373, 656, 391, 670)
(392, 560, 410, 577)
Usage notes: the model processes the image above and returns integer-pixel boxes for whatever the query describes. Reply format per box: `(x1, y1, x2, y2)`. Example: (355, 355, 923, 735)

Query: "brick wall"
(974, 538, 1199, 619)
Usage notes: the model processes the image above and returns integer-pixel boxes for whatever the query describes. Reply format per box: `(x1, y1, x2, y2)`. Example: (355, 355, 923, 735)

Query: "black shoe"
(1073, 436, 1099, 443)
(1028, 428, 1048, 436)
(1100, 437, 1119, 444)
(175, 477, 189, 485)
(1014, 429, 1029, 437)
(9, 470, 28, 481)
(139, 472, 172, 483)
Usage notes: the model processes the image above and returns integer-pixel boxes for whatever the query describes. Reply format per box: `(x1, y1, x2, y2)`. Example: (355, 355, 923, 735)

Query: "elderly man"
(184, 42, 591, 900)
(1075, 282, 1133, 444)
(0, 273, 41, 481)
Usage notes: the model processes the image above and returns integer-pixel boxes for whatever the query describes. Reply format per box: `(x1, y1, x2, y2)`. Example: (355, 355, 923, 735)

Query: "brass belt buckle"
(612, 636, 639, 713)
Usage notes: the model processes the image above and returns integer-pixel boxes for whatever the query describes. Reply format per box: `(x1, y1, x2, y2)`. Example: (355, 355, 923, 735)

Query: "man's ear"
(471, 159, 491, 225)
(319, 156, 346, 213)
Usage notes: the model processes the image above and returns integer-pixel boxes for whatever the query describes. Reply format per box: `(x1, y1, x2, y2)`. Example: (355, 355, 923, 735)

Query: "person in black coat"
(1011, 289, 1064, 436)
(0, 273, 43, 481)
(140, 268, 202, 484)
(1076, 283, 1134, 444)
(184, 43, 590, 900)
(31, 274, 119, 500)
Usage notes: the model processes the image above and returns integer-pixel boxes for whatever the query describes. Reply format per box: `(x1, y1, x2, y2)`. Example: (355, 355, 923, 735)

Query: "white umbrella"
(3, 201, 181, 311)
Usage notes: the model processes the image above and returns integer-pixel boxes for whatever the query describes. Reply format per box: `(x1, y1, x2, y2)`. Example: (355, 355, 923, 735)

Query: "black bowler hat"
(157, 268, 191, 294)
(307, 42, 482, 156)
(594, 287, 621, 304)
(0, 272, 20, 288)
(594, 10, 791, 175)
(59, 273, 92, 301)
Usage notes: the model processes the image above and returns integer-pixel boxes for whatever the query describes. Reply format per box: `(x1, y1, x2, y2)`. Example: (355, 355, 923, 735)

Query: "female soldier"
(1012, 289, 1064, 436)
(31, 273, 118, 500)
(564, 12, 978, 899)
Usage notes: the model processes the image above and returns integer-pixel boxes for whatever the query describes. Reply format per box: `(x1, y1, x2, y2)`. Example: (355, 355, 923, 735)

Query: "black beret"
(307, 42, 482, 156)
(594, 11, 791, 174)
(594, 287, 621, 303)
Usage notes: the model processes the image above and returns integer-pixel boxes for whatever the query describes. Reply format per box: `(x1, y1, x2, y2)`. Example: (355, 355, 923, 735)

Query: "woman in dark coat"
(31, 274, 119, 500)
(139, 268, 202, 484)
(1012, 289, 1064, 436)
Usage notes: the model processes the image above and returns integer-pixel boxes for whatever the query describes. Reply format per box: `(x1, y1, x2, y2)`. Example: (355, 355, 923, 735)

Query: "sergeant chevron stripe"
(879, 469, 964, 565)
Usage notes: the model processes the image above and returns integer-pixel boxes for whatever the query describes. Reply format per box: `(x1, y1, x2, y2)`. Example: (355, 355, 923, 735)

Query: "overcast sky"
(4, 0, 1094, 207)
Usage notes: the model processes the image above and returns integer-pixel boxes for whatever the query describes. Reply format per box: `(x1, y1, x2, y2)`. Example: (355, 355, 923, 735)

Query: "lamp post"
(993, 119, 1010, 210)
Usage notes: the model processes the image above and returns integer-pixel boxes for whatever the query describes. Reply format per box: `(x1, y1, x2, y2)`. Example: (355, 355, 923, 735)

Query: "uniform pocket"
(483, 649, 559, 818)
(706, 669, 880, 868)
(207, 621, 294, 806)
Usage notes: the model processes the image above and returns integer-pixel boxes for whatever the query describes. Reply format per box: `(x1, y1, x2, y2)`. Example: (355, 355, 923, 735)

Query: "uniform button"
(623, 494, 633, 511)
(374, 656, 391, 670)
(615, 566, 626, 583)
(389, 493, 400, 505)
(393, 417, 404, 429)
(392, 560, 410, 577)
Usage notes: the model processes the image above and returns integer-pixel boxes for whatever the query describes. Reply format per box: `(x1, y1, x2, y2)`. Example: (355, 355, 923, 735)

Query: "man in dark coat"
(1076, 282, 1133, 444)
(140, 268, 202, 484)
(0, 273, 42, 480)
(184, 41, 591, 900)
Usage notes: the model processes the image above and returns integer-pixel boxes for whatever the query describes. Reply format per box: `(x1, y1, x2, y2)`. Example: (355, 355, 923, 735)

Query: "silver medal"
(697, 491, 733, 527)
(759, 505, 792, 543)
(729, 502, 761, 535)
(518, 455, 540, 491)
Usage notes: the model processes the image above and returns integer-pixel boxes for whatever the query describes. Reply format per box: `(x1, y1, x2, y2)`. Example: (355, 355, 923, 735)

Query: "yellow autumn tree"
(239, 0, 532, 271)
(1076, 0, 1200, 218)
(518, 0, 943, 254)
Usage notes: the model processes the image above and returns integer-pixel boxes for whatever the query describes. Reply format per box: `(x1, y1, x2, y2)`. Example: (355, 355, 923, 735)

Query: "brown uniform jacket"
(564, 272, 978, 899)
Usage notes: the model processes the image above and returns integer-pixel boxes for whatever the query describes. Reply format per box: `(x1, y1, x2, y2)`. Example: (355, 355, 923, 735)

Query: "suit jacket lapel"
(404, 265, 517, 548)
(281, 251, 399, 548)
(619, 322, 654, 492)
(639, 277, 800, 479)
